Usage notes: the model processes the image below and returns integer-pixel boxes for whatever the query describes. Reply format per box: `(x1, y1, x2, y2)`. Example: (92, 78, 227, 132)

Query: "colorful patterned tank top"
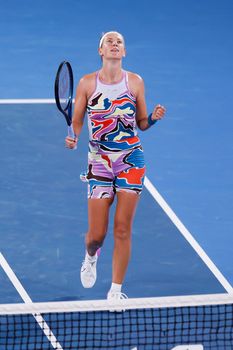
(87, 70, 138, 143)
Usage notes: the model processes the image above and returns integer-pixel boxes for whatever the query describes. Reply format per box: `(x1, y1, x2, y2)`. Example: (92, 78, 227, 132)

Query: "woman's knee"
(114, 222, 131, 241)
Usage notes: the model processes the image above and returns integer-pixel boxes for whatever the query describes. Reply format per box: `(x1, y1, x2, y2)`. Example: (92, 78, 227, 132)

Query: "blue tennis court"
(0, 0, 233, 307)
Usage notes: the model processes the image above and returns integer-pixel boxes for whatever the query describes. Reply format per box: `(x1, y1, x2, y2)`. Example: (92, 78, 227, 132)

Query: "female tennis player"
(65, 31, 166, 301)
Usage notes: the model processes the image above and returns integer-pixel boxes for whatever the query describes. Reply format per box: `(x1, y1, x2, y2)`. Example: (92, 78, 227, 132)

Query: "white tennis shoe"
(80, 253, 98, 288)
(107, 291, 128, 312)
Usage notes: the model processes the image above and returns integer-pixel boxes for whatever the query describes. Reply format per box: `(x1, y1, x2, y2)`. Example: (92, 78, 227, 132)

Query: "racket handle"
(68, 125, 77, 150)
(68, 124, 75, 138)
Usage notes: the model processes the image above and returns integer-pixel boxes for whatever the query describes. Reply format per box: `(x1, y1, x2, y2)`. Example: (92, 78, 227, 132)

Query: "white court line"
(0, 98, 76, 104)
(144, 176, 233, 294)
(1, 98, 232, 294)
(0, 252, 64, 350)
(0, 99, 55, 104)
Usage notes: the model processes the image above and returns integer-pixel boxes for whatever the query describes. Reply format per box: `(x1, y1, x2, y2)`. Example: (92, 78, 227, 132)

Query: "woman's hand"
(65, 136, 78, 149)
(152, 104, 166, 121)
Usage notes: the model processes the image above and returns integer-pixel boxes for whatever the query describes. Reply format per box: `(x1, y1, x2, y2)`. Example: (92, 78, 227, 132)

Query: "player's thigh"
(114, 191, 140, 238)
(88, 197, 114, 239)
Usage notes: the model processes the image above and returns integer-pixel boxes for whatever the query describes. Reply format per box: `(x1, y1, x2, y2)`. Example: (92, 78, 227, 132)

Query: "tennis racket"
(54, 61, 76, 139)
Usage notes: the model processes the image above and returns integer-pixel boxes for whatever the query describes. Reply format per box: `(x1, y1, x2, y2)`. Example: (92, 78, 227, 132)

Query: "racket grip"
(68, 125, 77, 150)
(68, 124, 75, 138)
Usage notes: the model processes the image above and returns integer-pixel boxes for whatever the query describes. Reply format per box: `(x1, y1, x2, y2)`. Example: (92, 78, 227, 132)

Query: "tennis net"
(0, 293, 233, 350)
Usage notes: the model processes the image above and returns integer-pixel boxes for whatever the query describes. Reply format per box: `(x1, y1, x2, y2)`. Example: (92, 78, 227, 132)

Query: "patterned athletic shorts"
(82, 136, 146, 199)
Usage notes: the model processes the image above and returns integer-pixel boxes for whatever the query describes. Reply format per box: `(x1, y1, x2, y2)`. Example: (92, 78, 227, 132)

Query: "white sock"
(85, 251, 97, 262)
(110, 282, 122, 293)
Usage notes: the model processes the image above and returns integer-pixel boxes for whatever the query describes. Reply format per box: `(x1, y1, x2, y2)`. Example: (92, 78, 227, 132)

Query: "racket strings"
(58, 67, 71, 110)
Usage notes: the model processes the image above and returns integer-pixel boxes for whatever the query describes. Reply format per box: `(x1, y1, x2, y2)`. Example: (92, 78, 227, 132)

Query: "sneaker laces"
(81, 257, 96, 273)
(80, 253, 98, 288)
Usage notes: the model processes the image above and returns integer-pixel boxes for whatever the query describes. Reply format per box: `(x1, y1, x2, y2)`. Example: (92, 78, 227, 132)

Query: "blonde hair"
(99, 31, 125, 48)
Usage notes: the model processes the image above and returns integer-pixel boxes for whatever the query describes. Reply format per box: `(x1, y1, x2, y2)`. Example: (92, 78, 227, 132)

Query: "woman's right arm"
(65, 74, 96, 149)
(65, 77, 88, 149)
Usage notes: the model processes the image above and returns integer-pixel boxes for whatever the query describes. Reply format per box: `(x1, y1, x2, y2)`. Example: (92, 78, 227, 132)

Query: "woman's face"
(99, 32, 126, 60)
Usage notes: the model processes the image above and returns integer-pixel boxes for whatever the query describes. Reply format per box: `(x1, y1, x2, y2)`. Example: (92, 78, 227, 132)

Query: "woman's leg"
(112, 191, 140, 285)
(81, 197, 113, 288)
(86, 197, 114, 255)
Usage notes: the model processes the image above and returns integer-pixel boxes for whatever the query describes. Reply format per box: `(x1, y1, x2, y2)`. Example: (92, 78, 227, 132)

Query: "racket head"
(54, 61, 74, 126)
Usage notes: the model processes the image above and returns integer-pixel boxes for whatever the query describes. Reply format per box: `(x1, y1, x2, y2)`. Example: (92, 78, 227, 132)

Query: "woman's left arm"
(132, 74, 166, 131)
